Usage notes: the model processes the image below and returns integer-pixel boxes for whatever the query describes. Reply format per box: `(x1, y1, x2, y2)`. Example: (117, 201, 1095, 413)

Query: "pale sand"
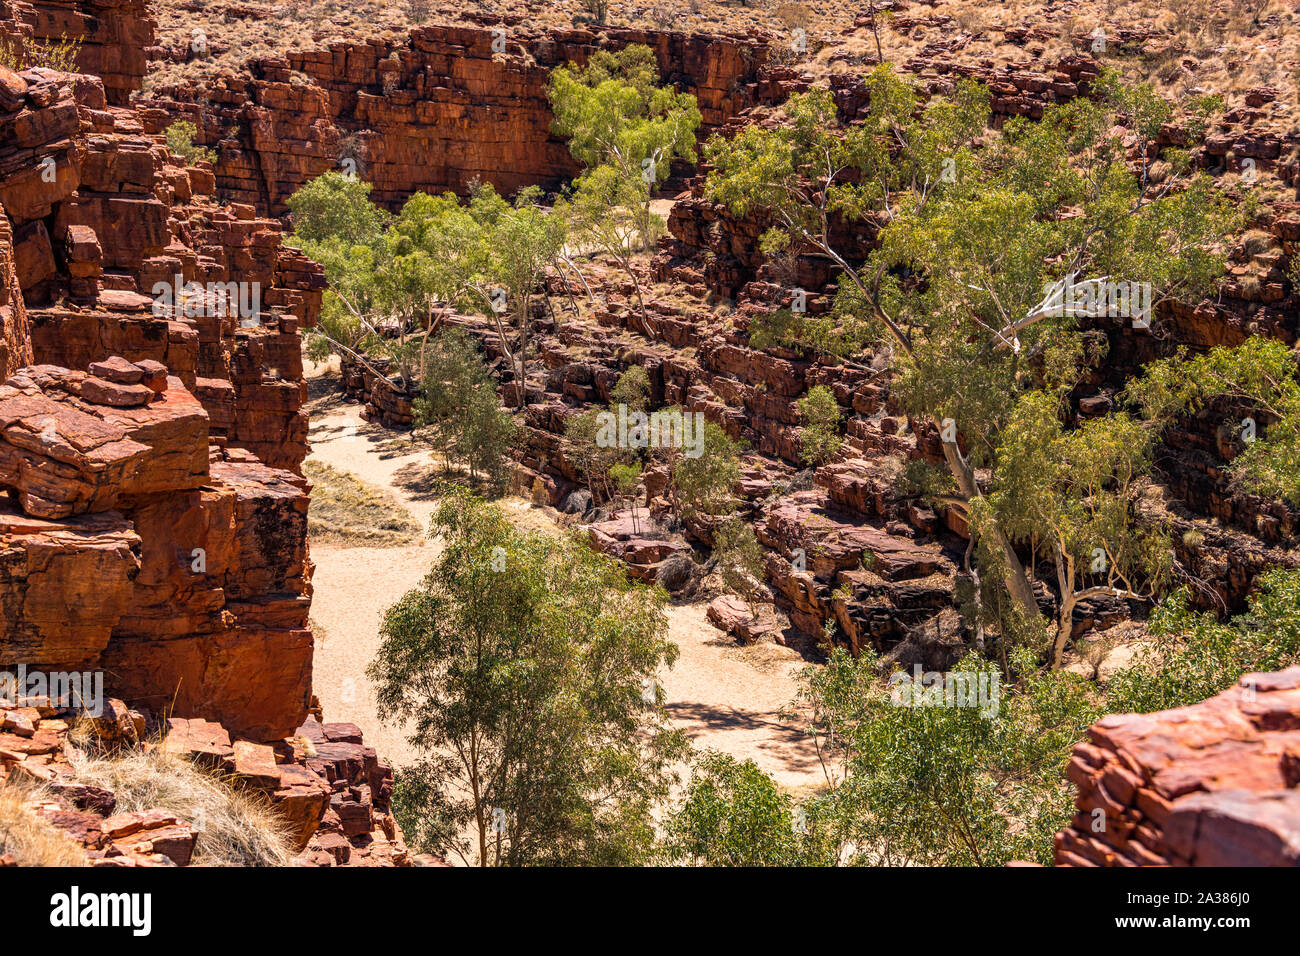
(306, 372, 825, 792)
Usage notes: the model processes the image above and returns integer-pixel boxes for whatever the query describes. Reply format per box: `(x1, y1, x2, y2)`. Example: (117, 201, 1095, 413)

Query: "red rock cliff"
(139, 23, 772, 213)
(0, 0, 324, 741)
(1, 0, 154, 104)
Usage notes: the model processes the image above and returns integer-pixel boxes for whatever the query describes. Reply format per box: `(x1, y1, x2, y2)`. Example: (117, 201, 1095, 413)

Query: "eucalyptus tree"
(550, 44, 702, 317)
(369, 489, 686, 866)
(704, 65, 1243, 658)
(291, 174, 567, 405)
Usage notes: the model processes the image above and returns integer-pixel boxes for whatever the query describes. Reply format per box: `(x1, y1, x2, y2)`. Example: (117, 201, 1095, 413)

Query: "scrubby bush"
(164, 119, 217, 166)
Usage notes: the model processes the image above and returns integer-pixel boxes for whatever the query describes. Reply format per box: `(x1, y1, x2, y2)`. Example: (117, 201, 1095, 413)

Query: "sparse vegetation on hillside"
(0, 782, 88, 867)
(65, 744, 295, 866)
(0, 32, 81, 73)
(144, 0, 1300, 118)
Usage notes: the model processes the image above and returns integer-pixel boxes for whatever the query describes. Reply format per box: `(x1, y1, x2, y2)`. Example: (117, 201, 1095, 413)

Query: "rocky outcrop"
(0, 0, 155, 104)
(1056, 668, 1300, 866)
(0, 201, 29, 379)
(0, 696, 417, 866)
(139, 23, 774, 213)
(0, 359, 313, 740)
(0, 52, 324, 470)
(586, 510, 693, 584)
(0, 0, 324, 742)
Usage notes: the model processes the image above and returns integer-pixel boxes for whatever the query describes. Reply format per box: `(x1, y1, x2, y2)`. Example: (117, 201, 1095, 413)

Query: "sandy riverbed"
(305, 368, 825, 792)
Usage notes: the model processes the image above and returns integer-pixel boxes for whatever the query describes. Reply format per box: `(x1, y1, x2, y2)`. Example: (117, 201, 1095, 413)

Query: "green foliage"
(564, 406, 630, 499)
(549, 45, 701, 187)
(287, 173, 566, 399)
(671, 419, 744, 520)
(673, 645, 1101, 867)
(705, 68, 988, 264)
(713, 517, 767, 615)
(988, 390, 1173, 664)
(799, 647, 1100, 866)
(1108, 569, 1300, 714)
(369, 489, 686, 866)
(610, 365, 651, 411)
(287, 170, 390, 246)
(413, 328, 518, 491)
(664, 751, 836, 866)
(164, 120, 217, 166)
(796, 385, 844, 466)
(704, 66, 1245, 645)
(0, 33, 81, 73)
(674, 575, 1300, 867)
(549, 44, 701, 311)
(1127, 337, 1300, 505)
(609, 461, 643, 496)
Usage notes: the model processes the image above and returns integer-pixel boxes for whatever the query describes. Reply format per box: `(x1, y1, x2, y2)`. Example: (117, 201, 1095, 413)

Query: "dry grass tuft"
(304, 459, 423, 547)
(66, 746, 295, 867)
(0, 780, 88, 867)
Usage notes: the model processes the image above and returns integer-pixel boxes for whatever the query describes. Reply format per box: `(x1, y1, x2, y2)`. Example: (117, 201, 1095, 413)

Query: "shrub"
(610, 365, 651, 412)
(796, 385, 843, 466)
(0, 33, 81, 73)
(671, 419, 744, 520)
(164, 119, 217, 166)
(414, 328, 518, 492)
(713, 517, 767, 616)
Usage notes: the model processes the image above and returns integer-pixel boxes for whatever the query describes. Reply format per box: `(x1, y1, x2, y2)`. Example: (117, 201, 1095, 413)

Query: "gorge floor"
(304, 367, 827, 800)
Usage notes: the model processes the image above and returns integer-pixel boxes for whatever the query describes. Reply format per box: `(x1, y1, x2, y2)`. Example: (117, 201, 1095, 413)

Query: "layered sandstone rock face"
(0, 203, 30, 379)
(1056, 668, 1300, 866)
(0, 696, 415, 867)
(139, 23, 772, 213)
(1, 0, 154, 105)
(0, 2, 325, 742)
(0, 358, 314, 740)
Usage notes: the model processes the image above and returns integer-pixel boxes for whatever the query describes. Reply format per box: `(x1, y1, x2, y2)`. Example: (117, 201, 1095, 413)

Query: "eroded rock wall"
(0, 362, 313, 741)
(1, 0, 154, 105)
(139, 23, 772, 213)
(0, 203, 30, 379)
(0, 1, 324, 742)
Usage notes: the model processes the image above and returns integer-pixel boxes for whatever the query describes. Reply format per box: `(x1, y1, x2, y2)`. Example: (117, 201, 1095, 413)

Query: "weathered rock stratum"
(0, 0, 324, 741)
(1057, 668, 1300, 866)
(139, 22, 774, 213)
(0, 695, 418, 867)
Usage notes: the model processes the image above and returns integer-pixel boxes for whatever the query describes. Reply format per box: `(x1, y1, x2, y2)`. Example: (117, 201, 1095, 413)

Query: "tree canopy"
(369, 490, 686, 866)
